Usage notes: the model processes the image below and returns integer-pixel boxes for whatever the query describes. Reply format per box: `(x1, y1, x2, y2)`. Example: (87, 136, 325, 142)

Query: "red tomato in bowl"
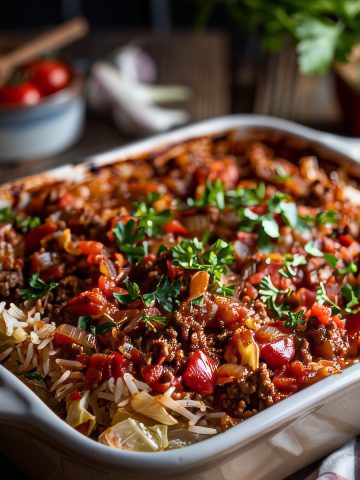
(183, 350, 218, 395)
(0, 82, 41, 106)
(25, 60, 72, 95)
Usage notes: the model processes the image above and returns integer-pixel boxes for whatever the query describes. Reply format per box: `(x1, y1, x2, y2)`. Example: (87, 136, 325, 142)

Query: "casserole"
(1, 114, 360, 479)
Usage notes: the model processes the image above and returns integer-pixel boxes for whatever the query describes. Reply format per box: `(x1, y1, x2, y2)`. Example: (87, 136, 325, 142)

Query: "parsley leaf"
(283, 310, 306, 329)
(341, 284, 360, 313)
(113, 219, 148, 264)
(0, 207, 16, 224)
(187, 180, 226, 210)
(132, 192, 171, 236)
(227, 183, 265, 208)
(147, 279, 181, 313)
(190, 295, 205, 306)
(77, 316, 91, 330)
(141, 313, 167, 331)
(279, 254, 307, 279)
(338, 262, 358, 275)
(16, 216, 41, 233)
(316, 282, 340, 314)
(259, 275, 285, 316)
(24, 368, 43, 381)
(20, 273, 58, 300)
(304, 241, 323, 257)
(90, 322, 117, 335)
(113, 278, 141, 305)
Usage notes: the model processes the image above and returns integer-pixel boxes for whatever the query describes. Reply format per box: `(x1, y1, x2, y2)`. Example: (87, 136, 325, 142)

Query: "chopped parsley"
(302, 209, 339, 226)
(77, 316, 91, 330)
(113, 219, 148, 264)
(341, 284, 360, 314)
(0, 207, 41, 233)
(20, 273, 58, 301)
(143, 278, 181, 313)
(187, 180, 226, 210)
(141, 313, 167, 331)
(338, 262, 358, 275)
(279, 254, 307, 279)
(132, 192, 171, 236)
(227, 183, 265, 208)
(190, 295, 205, 306)
(283, 310, 306, 329)
(113, 278, 141, 304)
(24, 368, 43, 381)
(304, 241, 323, 257)
(259, 275, 285, 316)
(90, 322, 117, 335)
(316, 282, 340, 314)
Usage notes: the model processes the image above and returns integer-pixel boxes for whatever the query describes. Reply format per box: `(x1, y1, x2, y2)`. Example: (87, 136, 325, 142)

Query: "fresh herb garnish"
(141, 313, 167, 331)
(113, 278, 141, 304)
(187, 180, 226, 210)
(279, 254, 307, 279)
(90, 322, 117, 335)
(132, 192, 171, 236)
(338, 262, 358, 275)
(324, 253, 338, 268)
(304, 241, 323, 257)
(215, 284, 235, 296)
(20, 273, 58, 300)
(341, 284, 360, 313)
(283, 310, 306, 329)
(316, 282, 340, 314)
(143, 279, 181, 313)
(113, 219, 148, 264)
(77, 316, 91, 330)
(24, 368, 43, 381)
(190, 295, 205, 306)
(227, 183, 265, 208)
(0, 207, 41, 233)
(259, 275, 285, 316)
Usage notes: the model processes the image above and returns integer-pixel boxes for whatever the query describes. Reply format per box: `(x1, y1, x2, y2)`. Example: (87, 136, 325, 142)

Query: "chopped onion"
(66, 391, 96, 436)
(55, 324, 96, 349)
(131, 391, 177, 425)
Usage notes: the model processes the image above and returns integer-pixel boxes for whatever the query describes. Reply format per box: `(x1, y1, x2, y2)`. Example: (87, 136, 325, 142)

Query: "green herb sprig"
(20, 273, 58, 301)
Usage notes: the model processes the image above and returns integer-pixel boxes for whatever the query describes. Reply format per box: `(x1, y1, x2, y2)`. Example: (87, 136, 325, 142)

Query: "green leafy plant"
(20, 273, 58, 301)
(196, 0, 360, 74)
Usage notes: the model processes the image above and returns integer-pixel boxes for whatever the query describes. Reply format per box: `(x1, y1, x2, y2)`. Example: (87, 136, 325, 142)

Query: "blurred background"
(0, 0, 359, 182)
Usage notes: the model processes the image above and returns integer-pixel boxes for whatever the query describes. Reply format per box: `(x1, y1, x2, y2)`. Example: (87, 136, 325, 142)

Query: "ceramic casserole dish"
(1, 115, 360, 480)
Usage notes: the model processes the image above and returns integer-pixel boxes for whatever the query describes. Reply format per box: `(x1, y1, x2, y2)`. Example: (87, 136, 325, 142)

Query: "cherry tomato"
(0, 82, 41, 106)
(260, 337, 295, 370)
(183, 350, 218, 395)
(25, 60, 72, 95)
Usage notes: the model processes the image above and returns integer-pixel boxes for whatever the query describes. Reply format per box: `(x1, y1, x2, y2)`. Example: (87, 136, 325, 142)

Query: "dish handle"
(316, 131, 360, 163)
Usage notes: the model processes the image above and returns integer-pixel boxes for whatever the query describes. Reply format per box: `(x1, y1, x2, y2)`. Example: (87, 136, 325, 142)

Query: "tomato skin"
(163, 220, 188, 236)
(98, 275, 126, 297)
(70, 391, 82, 401)
(345, 313, 360, 336)
(141, 364, 170, 393)
(25, 222, 57, 255)
(78, 241, 104, 255)
(85, 352, 131, 385)
(25, 60, 71, 95)
(260, 337, 295, 370)
(54, 332, 74, 345)
(0, 82, 41, 105)
(67, 288, 109, 317)
(338, 234, 353, 247)
(183, 350, 219, 395)
(311, 302, 332, 325)
(273, 374, 298, 393)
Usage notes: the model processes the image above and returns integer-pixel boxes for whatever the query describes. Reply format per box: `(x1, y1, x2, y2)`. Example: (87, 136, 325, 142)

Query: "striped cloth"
(296, 439, 360, 480)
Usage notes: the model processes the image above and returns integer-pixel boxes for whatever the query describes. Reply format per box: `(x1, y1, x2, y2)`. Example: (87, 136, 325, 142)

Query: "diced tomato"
(166, 260, 184, 282)
(286, 361, 306, 380)
(183, 350, 219, 395)
(111, 352, 131, 378)
(141, 253, 156, 264)
(98, 275, 126, 298)
(70, 391, 82, 401)
(214, 295, 248, 330)
(76, 354, 89, 367)
(85, 351, 131, 385)
(333, 315, 345, 329)
(273, 374, 298, 393)
(141, 364, 170, 394)
(67, 288, 110, 317)
(338, 234, 354, 247)
(260, 337, 295, 369)
(345, 313, 360, 337)
(25, 222, 57, 255)
(78, 241, 104, 255)
(163, 220, 188, 236)
(311, 302, 332, 325)
(236, 231, 256, 245)
(58, 192, 75, 208)
(54, 332, 74, 345)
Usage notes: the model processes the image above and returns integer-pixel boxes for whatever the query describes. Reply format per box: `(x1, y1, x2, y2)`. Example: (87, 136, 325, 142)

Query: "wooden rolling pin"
(0, 17, 89, 85)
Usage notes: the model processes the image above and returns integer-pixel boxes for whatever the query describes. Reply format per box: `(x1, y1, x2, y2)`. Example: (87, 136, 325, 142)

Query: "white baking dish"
(1, 115, 360, 480)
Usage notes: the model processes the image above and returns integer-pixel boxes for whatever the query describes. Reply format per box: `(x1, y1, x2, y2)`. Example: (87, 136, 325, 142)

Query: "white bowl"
(0, 75, 85, 161)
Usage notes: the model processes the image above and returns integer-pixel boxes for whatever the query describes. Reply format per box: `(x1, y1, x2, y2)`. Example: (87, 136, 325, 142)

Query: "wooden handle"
(0, 17, 89, 84)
